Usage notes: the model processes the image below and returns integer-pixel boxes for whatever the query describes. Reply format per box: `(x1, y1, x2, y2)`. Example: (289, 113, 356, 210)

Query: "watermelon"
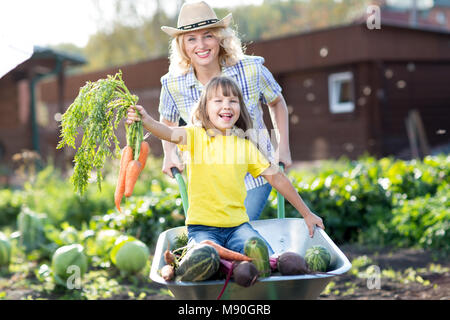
(305, 245, 331, 272)
(244, 237, 271, 277)
(0, 232, 11, 267)
(175, 244, 220, 282)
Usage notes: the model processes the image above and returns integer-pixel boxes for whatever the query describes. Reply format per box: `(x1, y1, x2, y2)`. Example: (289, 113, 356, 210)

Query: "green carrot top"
(57, 70, 142, 195)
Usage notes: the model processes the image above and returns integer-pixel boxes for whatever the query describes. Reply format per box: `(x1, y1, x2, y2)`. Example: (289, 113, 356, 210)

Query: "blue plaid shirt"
(158, 55, 282, 190)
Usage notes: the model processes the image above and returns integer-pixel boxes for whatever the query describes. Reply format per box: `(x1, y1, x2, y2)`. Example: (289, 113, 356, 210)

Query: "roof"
(0, 45, 87, 80)
(246, 21, 450, 74)
(0, 37, 33, 79)
(32, 46, 86, 65)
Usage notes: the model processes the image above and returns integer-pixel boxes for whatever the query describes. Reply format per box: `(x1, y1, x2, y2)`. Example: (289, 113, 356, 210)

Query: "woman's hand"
(160, 118, 184, 178)
(162, 153, 185, 178)
(303, 211, 325, 238)
(268, 95, 293, 168)
(278, 147, 293, 168)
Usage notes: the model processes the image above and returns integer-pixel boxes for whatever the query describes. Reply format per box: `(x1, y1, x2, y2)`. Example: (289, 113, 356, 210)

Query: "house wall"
(0, 77, 32, 165)
(377, 61, 450, 156)
(266, 62, 379, 161)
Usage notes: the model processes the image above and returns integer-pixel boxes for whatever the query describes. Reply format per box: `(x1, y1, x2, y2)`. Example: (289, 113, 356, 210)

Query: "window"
(436, 11, 446, 25)
(328, 71, 355, 113)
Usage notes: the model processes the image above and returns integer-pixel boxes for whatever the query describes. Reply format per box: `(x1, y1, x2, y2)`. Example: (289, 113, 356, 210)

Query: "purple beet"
(277, 251, 310, 275)
(233, 261, 259, 287)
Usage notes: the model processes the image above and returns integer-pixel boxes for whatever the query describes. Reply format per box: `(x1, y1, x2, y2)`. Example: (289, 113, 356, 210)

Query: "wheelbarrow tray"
(150, 218, 352, 300)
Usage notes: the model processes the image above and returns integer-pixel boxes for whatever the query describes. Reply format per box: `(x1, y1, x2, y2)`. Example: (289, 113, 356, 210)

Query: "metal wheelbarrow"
(149, 167, 352, 300)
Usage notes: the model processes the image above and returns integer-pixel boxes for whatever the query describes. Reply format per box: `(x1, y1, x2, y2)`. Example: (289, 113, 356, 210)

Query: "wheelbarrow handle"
(277, 162, 286, 219)
(170, 167, 189, 217)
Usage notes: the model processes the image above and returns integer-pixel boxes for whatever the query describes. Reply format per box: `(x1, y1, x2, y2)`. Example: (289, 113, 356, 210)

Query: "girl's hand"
(303, 211, 325, 238)
(126, 105, 149, 125)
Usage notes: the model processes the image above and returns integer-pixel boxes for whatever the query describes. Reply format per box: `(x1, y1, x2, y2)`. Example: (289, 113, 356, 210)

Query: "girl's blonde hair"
(192, 76, 253, 135)
(168, 26, 245, 75)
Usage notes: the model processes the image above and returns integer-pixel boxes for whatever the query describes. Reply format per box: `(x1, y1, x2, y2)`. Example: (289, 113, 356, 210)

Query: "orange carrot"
(200, 240, 252, 262)
(124, 160, 142, 197)
(138, 141, 150, 173)
(115, 145, 133, 212)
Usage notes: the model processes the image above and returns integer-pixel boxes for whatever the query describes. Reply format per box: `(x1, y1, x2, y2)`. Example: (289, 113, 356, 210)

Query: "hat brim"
(161, 13, 233, 37)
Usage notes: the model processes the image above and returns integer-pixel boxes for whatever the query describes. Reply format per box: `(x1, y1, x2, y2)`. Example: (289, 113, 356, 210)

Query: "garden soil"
(318, 244, 449, 300)
(2, 244, 448, 300)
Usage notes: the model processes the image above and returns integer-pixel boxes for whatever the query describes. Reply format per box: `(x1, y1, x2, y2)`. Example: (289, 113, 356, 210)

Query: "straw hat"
(161, 1, 233, 37)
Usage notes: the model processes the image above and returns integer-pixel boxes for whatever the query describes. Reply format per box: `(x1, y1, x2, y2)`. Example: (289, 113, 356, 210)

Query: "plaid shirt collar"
(185, 64, 240, 88)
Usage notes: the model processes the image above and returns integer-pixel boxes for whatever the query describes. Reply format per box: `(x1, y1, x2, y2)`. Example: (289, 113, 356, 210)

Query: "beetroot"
(233, 261, 259, 287)
(161, 264, 175, 281)
(277, 251, 310, 275)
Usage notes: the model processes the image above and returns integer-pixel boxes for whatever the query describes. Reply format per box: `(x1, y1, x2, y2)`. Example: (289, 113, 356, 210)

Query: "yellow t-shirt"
(178, 126, 271, 227)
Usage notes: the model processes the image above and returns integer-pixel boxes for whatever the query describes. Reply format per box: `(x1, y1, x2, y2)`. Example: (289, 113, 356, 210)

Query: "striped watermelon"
(0, 232, 11, 267)
(175, 244, 220, 282)
(305, 245, 331, 272)
(244, 237, 271, 277)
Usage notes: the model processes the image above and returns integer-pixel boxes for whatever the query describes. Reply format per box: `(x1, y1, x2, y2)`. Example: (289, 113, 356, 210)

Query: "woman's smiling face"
(182, 29, 220, 69)
(206, 86, 240, 135)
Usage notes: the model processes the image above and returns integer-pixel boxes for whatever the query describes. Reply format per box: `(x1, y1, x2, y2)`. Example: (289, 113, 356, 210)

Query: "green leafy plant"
(261, 154, 449, 250)
(57, 70, 139, 195)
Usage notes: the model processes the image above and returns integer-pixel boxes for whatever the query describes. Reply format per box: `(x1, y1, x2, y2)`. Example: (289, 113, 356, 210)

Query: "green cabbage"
(110, 235, 149, 274)
(51, 244, 88, 286)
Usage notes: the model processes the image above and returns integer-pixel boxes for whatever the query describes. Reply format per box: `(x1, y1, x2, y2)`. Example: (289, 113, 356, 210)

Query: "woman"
(158, 1, 292, 221)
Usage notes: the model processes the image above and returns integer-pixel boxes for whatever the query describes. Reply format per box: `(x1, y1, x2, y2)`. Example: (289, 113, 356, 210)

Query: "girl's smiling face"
(206, 86, 240, 135)
(183, 29, 220, 69)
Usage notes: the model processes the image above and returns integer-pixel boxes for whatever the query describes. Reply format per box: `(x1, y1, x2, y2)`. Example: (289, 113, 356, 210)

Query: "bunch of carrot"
(114, 109, 150, 212)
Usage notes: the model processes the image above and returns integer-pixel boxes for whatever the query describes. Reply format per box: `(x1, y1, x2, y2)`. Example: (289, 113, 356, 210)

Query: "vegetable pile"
(159, 234, 336, 299)
(57, 70, 149, 205)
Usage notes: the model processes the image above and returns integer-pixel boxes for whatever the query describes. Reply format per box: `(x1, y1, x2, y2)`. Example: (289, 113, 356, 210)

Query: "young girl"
(158, 1, 292, 222)
(126, 76, 324, 255)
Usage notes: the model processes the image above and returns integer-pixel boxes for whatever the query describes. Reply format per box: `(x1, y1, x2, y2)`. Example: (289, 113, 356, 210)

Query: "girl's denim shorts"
(187, 222, 274, 256)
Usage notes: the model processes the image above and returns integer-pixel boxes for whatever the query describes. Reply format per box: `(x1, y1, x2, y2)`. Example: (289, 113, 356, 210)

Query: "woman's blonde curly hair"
(168, 26, 245, 75)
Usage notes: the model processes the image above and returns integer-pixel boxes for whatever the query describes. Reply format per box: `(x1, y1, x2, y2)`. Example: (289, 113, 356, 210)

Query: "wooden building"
(29, 22, 450, 163)
(0, 47, 85, 168)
